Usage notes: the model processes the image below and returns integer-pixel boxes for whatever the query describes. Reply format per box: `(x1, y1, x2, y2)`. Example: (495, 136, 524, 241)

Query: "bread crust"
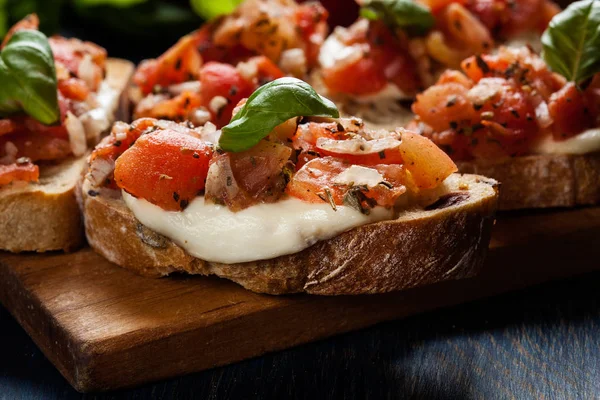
(458, 152, 600, 210)
(81, 174, 498, 295)
(0, 58, 134, 252)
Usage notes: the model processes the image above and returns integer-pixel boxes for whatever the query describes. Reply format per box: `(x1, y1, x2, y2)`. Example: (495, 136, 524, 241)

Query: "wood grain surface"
(1, 207, 600, 393)
(2, 270, 600, 400)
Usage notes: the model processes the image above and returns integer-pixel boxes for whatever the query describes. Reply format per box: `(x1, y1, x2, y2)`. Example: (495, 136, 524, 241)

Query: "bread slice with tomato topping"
(129, 0, 329, 129)
(0, 15, 134, 252)
(81, 113, 498, 295)
(410, 46, 600, 210)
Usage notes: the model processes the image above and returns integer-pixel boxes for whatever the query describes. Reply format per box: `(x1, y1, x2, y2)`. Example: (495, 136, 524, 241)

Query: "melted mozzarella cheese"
(123, 193, 394, 264)
(533, 129, 600, 155)
(318, 33, 411, 102)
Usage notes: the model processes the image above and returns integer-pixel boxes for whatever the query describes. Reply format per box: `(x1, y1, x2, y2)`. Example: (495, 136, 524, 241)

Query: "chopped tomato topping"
(321, 21, 421, 96)
(548, 83, 596, 141)
(58, 78, 90, 102)
(205, 140, 292, 210)
(413, 47, 592, 161)
(49, 36, 107, 91)
(90, 118, 159, 164)
(134, 91, 203, 122)
(199, 62, 255, 128)
(0, 162, 39, 186)
(133, 34, 203, 95)
(0, 132, 71, 162)
(114, 128, 213, 211)
(286, 157, 409, 209)
(250, 55, 285, 83)
(294, 2, 329, 68)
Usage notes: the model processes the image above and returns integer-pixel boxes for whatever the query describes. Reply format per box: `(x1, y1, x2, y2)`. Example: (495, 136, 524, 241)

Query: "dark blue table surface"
(2, 270, 600, 399)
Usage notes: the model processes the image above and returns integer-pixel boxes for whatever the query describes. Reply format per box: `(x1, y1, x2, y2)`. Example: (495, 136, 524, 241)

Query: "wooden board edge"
(0, 261, 85, 391)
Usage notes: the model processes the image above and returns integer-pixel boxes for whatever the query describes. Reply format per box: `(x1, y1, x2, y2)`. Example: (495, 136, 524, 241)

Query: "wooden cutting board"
(1, 207, 600, 393)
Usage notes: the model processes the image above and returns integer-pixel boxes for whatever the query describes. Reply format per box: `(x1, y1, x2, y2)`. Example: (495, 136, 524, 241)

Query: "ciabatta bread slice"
(458, 152, 600, 210)
(0, 58, 134, 252)
(81, 173, 498, 295)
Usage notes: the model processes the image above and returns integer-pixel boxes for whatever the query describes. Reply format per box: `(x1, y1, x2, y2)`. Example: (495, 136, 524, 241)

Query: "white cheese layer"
(318, 33, 411, 102)
(533, 129, 600, 155)
(123, 192, 394, 264)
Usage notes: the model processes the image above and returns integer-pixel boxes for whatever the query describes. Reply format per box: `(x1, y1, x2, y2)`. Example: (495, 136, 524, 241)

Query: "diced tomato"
(133, 34, 203, 95)
(192, 24, 255, 66)
(321, 20, 421, 96)
(292, 121, 348, 169)
(412, 81, 477, 133)
(49, 36, 107, 91)
(133, 91, 203, 122)
(58, 78, 90, 101)
(461, 54, 509, 83)
(422, 0, 467, 14)
(286, 157, 409, 209)
(294, 2, 329, 67)
(396, 130, 457, 189)
(250, 56, 285, 83)
(114, 128, 213, 211)
(0, 162, 39, 186)
(0, 132, 71, 162)
(0, 120, 19, 136)
(199, 62, 255, 128)
(90, 118, 158, 163)
(315, 137, 405, 166)
(2, 14, 39, 49)
(322, 57, 388, 96)
(548, 82, 596, 141)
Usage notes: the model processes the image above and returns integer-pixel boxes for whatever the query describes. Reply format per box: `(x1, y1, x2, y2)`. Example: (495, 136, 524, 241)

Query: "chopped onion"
(88, 157, 115, 188)
(65, 111, 87, 157)
(189, 107, 212, 127)
(237, 60, 258, 82)
(205, 155, 239, 204)
(535, 101, 553, 129)
(279, 48, 307, 77)
(209, 96, 228, 115)
(168, 81, 202, 95)
(77, 54, 96, 89)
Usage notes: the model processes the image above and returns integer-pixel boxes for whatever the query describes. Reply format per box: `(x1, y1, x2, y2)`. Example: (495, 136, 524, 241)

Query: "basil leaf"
(360, 0, 434, 36)
(541, 0, 600, 84)
(219, 77, 339, 153)
(190, 0, 244, 20)
(0, 29, 59, 124)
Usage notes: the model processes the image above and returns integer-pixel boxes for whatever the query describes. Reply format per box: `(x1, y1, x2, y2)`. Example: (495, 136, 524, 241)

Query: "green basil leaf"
(0, 29, 59, 124)
(219, 77, 339, 153)
(190, 0, 244, 20)
(541, 0, 600, 84)
(360, 0, 434, 36)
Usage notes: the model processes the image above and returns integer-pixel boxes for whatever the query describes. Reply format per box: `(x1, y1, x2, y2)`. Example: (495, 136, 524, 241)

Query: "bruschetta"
(0, 15, 133, 252)
(410, 0, 600, 210)
(130, 0, 329, 128)
(312, 0, 559, 128)
(81, 78, 498, 295)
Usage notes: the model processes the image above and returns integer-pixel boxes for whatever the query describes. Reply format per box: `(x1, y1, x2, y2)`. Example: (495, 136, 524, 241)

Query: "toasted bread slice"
(0, 58, 134, 252)
(458, 152, 600, 210)
(81, 174, 498, 295)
